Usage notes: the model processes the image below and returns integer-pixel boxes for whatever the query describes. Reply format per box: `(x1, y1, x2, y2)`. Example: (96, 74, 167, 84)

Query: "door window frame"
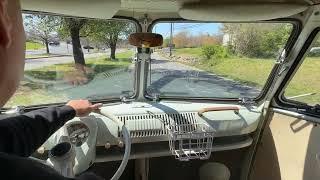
(274, 27, 320, 117)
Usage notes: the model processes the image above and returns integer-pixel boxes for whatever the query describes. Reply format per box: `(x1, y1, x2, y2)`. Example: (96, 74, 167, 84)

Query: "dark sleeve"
(0, 105, 76, 157)
(0, 152, 104, 180)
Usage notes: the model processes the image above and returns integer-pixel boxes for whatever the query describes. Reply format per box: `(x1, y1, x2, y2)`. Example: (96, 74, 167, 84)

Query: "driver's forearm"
(0, 106, 75, 157)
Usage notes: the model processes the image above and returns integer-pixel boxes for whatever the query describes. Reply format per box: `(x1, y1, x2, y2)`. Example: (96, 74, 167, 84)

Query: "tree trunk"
(70, 27, 85, 65)
(110, 43, 116, 60)
(45, 40, 50, 54)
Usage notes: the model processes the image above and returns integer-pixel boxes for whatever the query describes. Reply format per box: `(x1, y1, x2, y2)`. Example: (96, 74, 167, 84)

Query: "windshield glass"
(5, 14, 136, 108)
(147, 22, 293, 99)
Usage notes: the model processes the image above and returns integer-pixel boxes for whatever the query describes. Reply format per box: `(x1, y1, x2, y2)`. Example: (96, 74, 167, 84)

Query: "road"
(148, 53, 260, 98)
(23, 52, 259, 100)
(24, 53, 106, 70)
(24, 49, 127, 70)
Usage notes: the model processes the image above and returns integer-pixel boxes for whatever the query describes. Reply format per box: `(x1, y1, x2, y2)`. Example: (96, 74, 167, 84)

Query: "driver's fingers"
(90, 103, 103, 110)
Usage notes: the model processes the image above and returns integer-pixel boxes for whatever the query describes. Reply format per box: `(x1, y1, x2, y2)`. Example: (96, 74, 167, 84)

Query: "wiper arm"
(287, 92, 319, 115)
(287, 92, 317, 100)
(239, 97, 256, 105)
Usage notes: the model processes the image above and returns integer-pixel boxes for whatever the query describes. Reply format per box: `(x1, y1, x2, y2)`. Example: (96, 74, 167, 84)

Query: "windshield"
(147, 22, 293, 99)
(5, 14, 136, 108)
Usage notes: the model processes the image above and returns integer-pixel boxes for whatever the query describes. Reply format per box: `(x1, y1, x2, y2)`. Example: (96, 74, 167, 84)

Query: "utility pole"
(66, 41, 69, 54)
(169, 22, 173, 56)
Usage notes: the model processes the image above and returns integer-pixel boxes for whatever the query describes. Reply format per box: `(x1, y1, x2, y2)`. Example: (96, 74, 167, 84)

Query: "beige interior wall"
(250, 113, 320, 180)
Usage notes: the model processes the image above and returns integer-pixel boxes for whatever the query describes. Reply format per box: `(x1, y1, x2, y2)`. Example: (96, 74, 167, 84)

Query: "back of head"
(0, 0, 25, 107)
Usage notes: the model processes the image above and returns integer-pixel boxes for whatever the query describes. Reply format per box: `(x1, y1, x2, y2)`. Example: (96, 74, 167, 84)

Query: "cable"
(174, 23, 205, 30)
(159, 24, 206, 38)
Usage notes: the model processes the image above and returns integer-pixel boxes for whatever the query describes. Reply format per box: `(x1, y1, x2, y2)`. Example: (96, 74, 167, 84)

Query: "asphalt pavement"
(148, 53, 260, 98)
(23, 52, 259, 100)
(24, 49, 127, 70)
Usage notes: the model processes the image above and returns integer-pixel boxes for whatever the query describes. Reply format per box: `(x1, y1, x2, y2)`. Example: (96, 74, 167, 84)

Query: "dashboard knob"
(118, 141, 124, 148)
(104, 142, 111, 149)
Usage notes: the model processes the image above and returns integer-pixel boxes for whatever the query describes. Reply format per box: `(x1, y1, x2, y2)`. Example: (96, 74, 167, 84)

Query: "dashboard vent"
(117, 112, 198, 138)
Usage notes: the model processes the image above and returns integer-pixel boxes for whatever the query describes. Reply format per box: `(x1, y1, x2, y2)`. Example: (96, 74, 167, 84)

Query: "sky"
(153, 23, 222, 38)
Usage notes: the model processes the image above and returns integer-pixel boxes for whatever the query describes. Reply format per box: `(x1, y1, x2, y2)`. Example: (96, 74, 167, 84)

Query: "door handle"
(198, 106, 240, 116)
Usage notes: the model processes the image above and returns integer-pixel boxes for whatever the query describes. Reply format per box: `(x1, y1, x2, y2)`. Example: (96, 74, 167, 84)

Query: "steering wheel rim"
(99, 109, 131, 180)
(30, 110, 131, 180)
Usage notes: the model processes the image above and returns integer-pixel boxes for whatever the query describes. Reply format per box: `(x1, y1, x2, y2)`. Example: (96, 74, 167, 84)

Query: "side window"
(283, 34, 320, 106)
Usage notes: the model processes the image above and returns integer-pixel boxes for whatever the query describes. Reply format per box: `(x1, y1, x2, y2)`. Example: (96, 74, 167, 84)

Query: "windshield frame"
(1, 12, 142, 110)
(144, 18, 301, 103)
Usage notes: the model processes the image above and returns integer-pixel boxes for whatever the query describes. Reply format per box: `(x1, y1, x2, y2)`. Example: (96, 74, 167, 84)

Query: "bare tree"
(24, 14, 60, 54)
(173, 31, 189, 48)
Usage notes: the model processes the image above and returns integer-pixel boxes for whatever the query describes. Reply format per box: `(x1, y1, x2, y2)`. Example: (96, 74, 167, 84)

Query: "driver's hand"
(66, 100, 103, 117)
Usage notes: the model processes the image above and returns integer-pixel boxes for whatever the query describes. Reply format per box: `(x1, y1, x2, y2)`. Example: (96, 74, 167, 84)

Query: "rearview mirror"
(129, 33, 163, 48)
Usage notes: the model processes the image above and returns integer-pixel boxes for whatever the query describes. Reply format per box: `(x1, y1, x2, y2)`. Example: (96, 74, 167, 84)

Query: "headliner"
(21, 0, 314, 21)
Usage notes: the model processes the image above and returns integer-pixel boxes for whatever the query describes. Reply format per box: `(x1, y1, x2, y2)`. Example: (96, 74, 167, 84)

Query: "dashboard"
(39, 101, 262, 174)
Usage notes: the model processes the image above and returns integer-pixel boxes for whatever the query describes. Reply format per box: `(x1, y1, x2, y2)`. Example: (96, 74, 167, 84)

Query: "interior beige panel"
(21, 0, 121, 19)
(21, 0, 312, 20)
(179, 3, 308, 21)
(250, 113, 320, 180)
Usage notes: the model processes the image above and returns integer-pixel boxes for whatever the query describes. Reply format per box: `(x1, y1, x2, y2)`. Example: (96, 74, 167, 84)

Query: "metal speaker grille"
(117, 112, 198, 138)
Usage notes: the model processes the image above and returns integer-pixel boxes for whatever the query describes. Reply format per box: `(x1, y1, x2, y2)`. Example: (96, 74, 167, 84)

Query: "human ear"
(0, 0, 12, 48)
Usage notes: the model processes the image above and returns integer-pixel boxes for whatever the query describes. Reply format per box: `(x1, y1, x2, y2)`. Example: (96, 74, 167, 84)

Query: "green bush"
(201, 45, 228, 60)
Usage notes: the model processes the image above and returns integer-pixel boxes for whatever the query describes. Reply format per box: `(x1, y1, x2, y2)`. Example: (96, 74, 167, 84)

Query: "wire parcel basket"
(166, 122, 215, 161)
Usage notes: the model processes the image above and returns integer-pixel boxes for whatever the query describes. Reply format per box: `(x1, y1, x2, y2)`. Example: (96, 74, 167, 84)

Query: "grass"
(116, 50, 134, 59)
(24, 56, 131, 80)
(283, 58, 320, 105)
(196, 57, 274, 88)
(7, 88, 66, 107)
(25, 54, 50, 59)
(5, 52, 133, 108)
(174, 48, 203, 57)
(24, 51, 134, 81)
(26, 41, 44, 50)
(172, 48, 320, 105)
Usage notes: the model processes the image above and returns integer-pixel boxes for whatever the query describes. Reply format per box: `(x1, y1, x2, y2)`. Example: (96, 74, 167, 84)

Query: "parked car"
(48, 41, 60, 46)
(83, 45, 94, 50)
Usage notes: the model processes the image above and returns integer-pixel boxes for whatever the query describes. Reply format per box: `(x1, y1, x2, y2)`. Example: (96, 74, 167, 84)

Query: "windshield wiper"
(287, 92, 320, 115)
(287, 92, 317, 100)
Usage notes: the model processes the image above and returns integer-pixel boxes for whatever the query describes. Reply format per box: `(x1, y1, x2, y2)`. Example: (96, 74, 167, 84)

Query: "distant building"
(222, 33, 230, 46)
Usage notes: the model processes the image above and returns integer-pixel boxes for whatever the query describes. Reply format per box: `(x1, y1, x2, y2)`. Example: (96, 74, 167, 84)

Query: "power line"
(174, 23, 205, 30)
(160, 23, 206, 38)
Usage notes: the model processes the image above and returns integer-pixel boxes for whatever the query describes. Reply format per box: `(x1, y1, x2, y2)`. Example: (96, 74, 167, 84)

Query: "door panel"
(250, 112, 320, 180)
